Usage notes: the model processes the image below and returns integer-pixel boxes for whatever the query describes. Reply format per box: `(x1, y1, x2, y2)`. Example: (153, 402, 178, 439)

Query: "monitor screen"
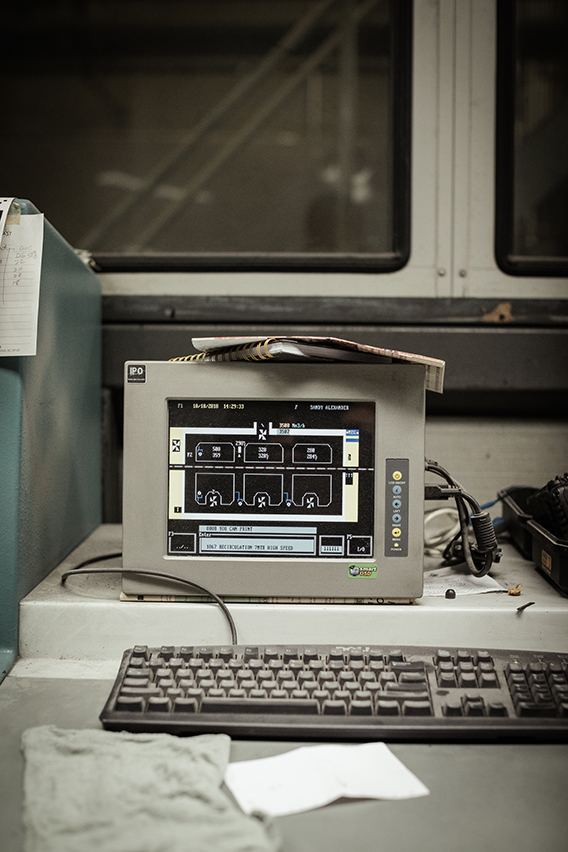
(167, 399, 375, 560)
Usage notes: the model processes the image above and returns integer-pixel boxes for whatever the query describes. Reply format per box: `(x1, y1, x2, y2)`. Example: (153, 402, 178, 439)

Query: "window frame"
(494, 0, 568, 277)
(91, 0, 413, 274)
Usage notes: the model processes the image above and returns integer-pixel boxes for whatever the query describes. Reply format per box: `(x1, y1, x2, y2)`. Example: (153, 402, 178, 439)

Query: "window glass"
(3, 1, 410, 271)
(496, 0, 568, 274)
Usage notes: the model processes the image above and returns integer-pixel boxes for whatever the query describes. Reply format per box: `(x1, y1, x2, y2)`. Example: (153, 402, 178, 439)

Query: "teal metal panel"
(0, 200, 101, 680)
(0, 364, 22, 678)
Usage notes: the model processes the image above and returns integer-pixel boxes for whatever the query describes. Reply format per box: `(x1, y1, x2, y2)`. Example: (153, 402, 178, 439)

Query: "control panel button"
(385, 459, 409, 557)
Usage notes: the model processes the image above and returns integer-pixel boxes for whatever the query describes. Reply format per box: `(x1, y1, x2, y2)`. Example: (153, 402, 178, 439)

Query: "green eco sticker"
(348, 564, 377, 578)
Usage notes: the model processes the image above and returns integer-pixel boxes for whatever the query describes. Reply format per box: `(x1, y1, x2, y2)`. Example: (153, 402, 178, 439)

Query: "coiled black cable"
(425, 460, 500, 578)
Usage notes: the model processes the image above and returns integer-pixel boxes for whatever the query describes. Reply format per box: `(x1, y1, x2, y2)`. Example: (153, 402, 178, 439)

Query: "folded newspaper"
(177, 335, 444, 393)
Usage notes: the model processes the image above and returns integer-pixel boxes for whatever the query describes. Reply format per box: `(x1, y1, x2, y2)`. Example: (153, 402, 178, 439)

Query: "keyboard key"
(249, 688, 268, 700)
(323, 699, 347, 715)
(120, 685, 161, 698)
(391, 661, 426, 674)
(443, 701, 462, 716)
(459, 672, 478, 688)
(123, 677, 150, 687)
(269, 689, 288, 700)
(291, 689, 309, 701)
(464, 701, 485, 717)
(131, 646, 149, 660)
(334, 690, 351, 704)
(368, 648, 385, 662)
(166, 687, 184, 701)
(402, 700, 432, 716)
(329, 648, 345, 661)
(147, 697, 171, 712)
(516, 702, 557, 718)
(173, 697, 197, 713)
(228, 688, 246, 700)
(115, 696, 144, 712)
(354, 689, 372, 702)
(313, 689, 331, 703)
(438, 671, 458, 688)
(479, 672, 500, 689)
(201, 697, 319, 715)
(377, 700, 400, 716)
(399, 672, 427, 685)
(186, 688, 204, 702)
(264, 648, 280, 661)
(487, 702, 508, 717)
(350, 700, 373, 715)
(283, 647, 298, 661)
(382, 688, 430, 702)
(218, 647, 235, 662)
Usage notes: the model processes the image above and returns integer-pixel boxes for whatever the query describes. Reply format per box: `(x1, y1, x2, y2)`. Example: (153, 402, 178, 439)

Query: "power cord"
(425, 460, 501, 577)
(423, 507, 460, 557)
(61, 556, 239, 644)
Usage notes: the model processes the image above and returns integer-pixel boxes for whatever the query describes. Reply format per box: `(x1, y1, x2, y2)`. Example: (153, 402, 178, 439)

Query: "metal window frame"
(93, 0, 413, 274)
(494, 0, 568, 277)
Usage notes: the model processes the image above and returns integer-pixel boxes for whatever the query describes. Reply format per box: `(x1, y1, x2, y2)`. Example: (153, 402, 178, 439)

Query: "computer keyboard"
(100, 644, 568, 741)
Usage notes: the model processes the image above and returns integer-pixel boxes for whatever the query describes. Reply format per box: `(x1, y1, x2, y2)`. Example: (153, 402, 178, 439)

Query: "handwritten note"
(0, 204, 44, 356)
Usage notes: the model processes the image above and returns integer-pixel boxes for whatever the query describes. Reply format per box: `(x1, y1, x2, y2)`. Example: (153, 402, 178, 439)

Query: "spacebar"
(201, 697, 319, 715)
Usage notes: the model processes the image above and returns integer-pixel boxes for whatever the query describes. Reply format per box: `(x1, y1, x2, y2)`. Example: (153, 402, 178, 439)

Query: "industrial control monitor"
(122, 361, 426, 602)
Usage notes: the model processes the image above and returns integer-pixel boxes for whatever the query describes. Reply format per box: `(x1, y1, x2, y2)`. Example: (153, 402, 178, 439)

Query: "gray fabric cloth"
(21, 726, 280, 852)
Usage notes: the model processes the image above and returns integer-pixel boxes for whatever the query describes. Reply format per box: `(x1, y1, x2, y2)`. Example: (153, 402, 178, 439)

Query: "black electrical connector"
(425, 460, 501, 577)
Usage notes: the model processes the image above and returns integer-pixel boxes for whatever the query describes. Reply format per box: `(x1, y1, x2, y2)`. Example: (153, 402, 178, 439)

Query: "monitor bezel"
(122, 360, 426, 601)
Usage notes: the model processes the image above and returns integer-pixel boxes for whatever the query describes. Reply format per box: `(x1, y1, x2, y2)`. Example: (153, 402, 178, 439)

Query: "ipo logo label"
(127, 364, 146, 383)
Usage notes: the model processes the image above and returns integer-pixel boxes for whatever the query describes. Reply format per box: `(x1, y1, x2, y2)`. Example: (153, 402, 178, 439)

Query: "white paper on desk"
(224, 742, 430, 817)
(0, 210, 44, 356)
(423, 565, 506, 597)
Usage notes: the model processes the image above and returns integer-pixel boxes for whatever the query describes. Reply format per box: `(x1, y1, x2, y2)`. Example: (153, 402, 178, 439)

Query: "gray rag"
(21, 726, 280, 852)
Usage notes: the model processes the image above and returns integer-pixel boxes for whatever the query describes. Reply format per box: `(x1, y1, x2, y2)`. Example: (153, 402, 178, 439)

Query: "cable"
(68, 552, 123, 571)
(425, 460, 501, 577)
(61, 563, 238, 645)
(423, 507, 461, 557)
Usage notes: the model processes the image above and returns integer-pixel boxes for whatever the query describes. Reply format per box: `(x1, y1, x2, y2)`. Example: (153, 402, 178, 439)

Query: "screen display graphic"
(167, 400, 375, 559)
